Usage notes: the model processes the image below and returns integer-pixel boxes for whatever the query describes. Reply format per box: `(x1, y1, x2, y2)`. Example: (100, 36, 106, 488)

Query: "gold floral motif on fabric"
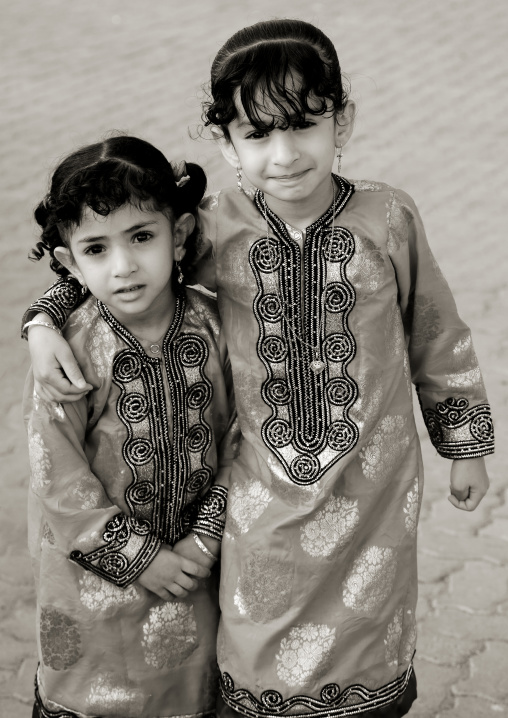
(384, 608, 403, 667)
(343, 546, 397, 614)
(300, 495, 360, 558)
(28, 425, 51, 491)
(41, 523, 55, 548)
(408, 294, 443, 347)
(33, 390, 65, 421)
(228, 479, 272, 535)
(85, 315, 117, 379)
(87, 672, 144, 716)
(360, 415, 409, 485)
(79, 572, 140, 612)
(142, 601, 197, 669)
(404, 478, 419, 536)
(40, 606, 82, 670)
(386, 192, 412, 254)
(346, 235, 385, 294)
(276, 623, 336, 688)
(385, 296, 405, 358)
(349, 371, 384, 440)
(71, 470, 105, 510)
(234, 550, 293, 622)
(401, 610, 417, 664)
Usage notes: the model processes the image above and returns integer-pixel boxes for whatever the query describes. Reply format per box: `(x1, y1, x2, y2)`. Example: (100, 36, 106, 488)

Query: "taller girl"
(198, 18, 493, 717)
(24, 18, 494, 718)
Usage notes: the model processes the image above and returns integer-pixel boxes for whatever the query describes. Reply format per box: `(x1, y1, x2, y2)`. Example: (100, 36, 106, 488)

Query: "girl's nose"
(272, 131, 300, 166)
(113, 248, 137, 277)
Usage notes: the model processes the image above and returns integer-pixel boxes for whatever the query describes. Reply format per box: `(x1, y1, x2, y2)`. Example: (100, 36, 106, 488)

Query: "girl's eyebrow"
(77, 221, 158, 244)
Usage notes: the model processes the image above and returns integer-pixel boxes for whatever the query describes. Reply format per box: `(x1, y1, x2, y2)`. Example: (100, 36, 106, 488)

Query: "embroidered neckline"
(255, 174, 354, 241)
(97, 289, 186, 360)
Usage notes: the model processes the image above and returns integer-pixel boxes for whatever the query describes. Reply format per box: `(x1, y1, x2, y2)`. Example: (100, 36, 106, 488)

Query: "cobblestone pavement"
(1, 0, 507, 715)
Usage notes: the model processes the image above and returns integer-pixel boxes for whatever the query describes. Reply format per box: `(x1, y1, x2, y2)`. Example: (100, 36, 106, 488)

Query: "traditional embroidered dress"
(25, 177, 494, 718)
(24, 288, 239, 718)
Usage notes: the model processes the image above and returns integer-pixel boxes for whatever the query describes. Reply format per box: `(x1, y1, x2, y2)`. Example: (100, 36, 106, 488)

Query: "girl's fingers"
(168, 583, 189, 598)
(180, 558, 210, 579)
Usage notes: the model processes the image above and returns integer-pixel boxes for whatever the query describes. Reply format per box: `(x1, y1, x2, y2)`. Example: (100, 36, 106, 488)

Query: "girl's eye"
(245, 130, 268, 140)
(83, 244, 105, 256)
(293, 120, 315, 130)
(133, 232, 153, 243)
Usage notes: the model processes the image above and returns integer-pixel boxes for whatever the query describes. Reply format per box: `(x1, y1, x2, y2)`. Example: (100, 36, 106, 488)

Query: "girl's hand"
(27, 315, 92, 402)
(448, 456, 490, 511)
(137, 544, 211, 600)
(173, 533, 220, 570)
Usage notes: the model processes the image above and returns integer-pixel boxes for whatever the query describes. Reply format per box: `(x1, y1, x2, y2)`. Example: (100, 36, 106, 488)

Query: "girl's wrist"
(23, 319, 62, 336)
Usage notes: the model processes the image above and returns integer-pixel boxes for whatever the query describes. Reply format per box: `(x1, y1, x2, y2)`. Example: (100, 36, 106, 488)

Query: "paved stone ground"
(1, 0, 507, 715)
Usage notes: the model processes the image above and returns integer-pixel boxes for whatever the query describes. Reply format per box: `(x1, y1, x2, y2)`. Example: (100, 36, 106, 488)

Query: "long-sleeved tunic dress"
(24, 287, 239, 718)
(25, 177, 494, 718)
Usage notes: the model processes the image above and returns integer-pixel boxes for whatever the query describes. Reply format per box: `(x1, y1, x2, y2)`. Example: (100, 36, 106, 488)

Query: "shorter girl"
(24, 136, 238, 718)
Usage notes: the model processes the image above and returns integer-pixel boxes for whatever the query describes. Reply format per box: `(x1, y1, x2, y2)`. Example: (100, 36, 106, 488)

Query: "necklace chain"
(262, 178, 337, 375)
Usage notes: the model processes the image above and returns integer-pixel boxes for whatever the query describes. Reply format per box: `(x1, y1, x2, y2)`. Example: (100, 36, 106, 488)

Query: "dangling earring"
(236, 165, 243, 192)
(175, 261, 184, 284)
(336, 145, 343, 175)
(80, 281, 88, 293)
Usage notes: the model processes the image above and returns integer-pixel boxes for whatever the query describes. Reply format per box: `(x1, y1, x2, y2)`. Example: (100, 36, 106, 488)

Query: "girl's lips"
(115, 285, 144, 294)
(271, 169, 309, 181)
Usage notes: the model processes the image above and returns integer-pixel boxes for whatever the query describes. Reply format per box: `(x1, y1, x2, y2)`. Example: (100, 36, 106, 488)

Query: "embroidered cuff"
(70, 513, 161, 587)
(21, 276, 85, 338)
(423, 397, 494, 459)
(193, 485, 228, 541)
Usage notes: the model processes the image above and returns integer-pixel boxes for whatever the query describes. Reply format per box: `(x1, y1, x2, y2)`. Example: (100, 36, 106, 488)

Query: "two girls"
(25, 19, 493, 718)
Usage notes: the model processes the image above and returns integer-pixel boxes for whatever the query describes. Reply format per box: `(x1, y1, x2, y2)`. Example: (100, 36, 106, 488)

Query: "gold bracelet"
(23, 320, 62, 335)
(192, 533, 216, 560)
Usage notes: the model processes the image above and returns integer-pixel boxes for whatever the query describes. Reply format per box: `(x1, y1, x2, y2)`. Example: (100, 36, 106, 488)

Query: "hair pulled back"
(31, 135, 207, 280)
(203, 19, 348, 138)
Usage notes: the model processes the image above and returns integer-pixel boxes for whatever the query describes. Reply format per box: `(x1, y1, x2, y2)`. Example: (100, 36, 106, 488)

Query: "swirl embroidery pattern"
(220, 664, 414, 718)
(423, 397, 494, 459)
(70, 295, 214, 586)
(250, 181, 358, 485)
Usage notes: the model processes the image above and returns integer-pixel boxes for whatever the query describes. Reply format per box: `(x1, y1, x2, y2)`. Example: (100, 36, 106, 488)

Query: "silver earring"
(336, 145, 343, 175)
(236, 165, 243, 192)
(176, 261, 184, 284)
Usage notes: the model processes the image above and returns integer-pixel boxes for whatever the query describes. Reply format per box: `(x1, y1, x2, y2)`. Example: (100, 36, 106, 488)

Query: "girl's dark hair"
(203, 19, 348, 138)
(31, 135, 207, 281)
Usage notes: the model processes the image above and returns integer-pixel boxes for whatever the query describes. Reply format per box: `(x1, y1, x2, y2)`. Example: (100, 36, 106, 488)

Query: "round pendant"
(310, 359, 326, 375)
(149, 343, 161, 355)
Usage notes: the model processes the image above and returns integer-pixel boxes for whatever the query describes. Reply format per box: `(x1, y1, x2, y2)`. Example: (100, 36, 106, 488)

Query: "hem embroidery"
(423, 397, 494, 459)
(220, 664, 414, 718)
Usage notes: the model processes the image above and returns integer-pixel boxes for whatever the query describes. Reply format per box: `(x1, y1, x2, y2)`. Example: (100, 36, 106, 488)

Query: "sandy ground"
(1, 0, 507, 715)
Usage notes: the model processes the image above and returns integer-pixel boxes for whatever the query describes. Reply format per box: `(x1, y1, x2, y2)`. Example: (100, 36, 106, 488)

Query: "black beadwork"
(70, 292, 217, 586)
(250, 177, 359, 485)
(220, 664, 414, 718)
(423, 397, 494, 459)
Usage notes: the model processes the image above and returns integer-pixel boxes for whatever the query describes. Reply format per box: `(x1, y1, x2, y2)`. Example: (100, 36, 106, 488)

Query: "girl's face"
(219, 93, 355, 218)
(55, 204, 193, 329)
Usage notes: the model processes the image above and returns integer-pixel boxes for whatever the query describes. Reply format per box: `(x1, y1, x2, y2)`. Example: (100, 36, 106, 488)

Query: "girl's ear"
(335, 100, 356, 148)
(173, 213, 196, 261)
(214, 133, 240, 170)
(53, 247, 86, 285)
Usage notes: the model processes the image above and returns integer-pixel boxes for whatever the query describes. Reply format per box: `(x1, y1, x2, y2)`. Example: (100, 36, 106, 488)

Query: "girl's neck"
(263, 174, 336, 231)
(107, 286, 177, 344)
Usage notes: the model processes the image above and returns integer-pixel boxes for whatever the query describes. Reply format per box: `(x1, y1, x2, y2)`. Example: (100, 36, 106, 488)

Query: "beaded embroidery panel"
(422, 396, 494, 459)
(250, 179, 359, 485)
(220, 663, 414, 718)
(70, 293, 214, 586)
